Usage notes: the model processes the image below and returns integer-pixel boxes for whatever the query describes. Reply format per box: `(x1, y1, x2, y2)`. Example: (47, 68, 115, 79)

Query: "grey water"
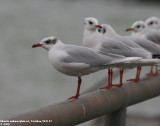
(0, 0, 160, 125)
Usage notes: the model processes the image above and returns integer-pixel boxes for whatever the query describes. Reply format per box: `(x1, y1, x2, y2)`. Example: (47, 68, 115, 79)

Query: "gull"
(98, 23, 160, 78)
(126, 20, 160, 44)
(98, 24, 149, 52)
(32, 36, 144, 99)
(99, 23, 160, 75)
(145, 16, 160, 30)
(83, 17, 154, 86)
(126, 20, 160, 75)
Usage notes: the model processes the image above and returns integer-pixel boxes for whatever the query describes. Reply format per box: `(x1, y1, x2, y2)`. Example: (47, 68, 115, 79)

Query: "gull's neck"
(42, 46, 49, 51)
(51, 41, 64, 50)
(105, 30, 117, 38)
(83, 28, 101, 49)
(44, 41, 64, 52)
(131, 29, 146, 38)
(132, 24, 150, 37)
(106, 26, 117, 38)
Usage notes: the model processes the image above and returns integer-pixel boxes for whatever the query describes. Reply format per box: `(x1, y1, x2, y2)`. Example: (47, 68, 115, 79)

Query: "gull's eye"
(52, 38, 57, 44)
(45, 38, 57, 44)
(89, 21, 93, 25)
(98, 28, 101, 33)
(136, 25, 140, 28)
(45, 40, 51, 44)
(103, 28, 106, 33)
(150, 21, 153, 25)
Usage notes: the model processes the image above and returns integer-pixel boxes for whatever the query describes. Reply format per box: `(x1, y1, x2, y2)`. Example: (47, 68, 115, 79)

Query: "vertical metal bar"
(105, 108, 126, 126)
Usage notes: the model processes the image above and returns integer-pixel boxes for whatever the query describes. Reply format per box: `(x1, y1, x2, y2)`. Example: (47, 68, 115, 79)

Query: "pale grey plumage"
(145, 16, 160, 30)
(99, 37, 152, 58)
(100, 24, 141, 48)
(83, 18, 152, 60)
(129, 20, 160, 44)
(33, 36, 160, 99)
(61, 45, 122, 67)
(34, 36, 148, 76)
(125, 36, 160, 54)
(99, 24, 152, 58)
(145, 29, 160, 43)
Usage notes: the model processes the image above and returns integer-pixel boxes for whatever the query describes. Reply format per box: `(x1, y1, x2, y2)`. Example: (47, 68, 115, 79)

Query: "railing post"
(105, 108, 126, 126)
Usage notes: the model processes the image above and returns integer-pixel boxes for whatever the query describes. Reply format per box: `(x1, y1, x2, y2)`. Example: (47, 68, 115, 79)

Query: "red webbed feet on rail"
(68, 76, 81, 100)
(127, 66, 141, 83)
(68, 94, 80, 99)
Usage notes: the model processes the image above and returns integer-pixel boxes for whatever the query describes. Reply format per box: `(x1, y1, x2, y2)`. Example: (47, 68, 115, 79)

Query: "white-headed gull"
(145, 16, 160, 30)
(32, 36, 146, 99)
(126, 20, 160, 44)
(98, 24, 150, 52)
(126, 20, 160, 75)
(83, 17, 155, 86)
(99, 23, 160, 75)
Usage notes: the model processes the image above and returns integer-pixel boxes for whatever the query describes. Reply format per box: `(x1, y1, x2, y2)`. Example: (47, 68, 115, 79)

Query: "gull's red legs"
(127, 66, 141, 82)
(147, 66, 154, 75)
(100, 68, 112, 89)
(101, 68, 124, 89)
(153, 66, 159, 76)
(68, 76, 81, 99)
(112, 68, 123, 87)
(147, 66, 158, 76)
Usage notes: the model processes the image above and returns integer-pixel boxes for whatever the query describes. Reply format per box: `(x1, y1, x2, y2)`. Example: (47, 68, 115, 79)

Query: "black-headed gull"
(83, 17, 154, 85)
(83, 17, 102, 49)
(126, 20, 160, 75)
(99, 23, 160, 75)
(145, 16, 160, 30)
(32, 36, 145, 99)
(126, 20, 160, 44)
(98, 24, 150, 52)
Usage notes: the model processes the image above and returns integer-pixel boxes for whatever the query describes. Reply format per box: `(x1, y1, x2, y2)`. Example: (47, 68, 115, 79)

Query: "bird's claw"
(100, 85, 112, 89)
(112, 84, 122, 87)
(127, 78, 140, 82)
(68, 95, 79, 100)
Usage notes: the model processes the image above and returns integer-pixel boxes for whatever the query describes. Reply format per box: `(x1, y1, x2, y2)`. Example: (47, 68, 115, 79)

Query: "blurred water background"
(0, 0, 160, 125)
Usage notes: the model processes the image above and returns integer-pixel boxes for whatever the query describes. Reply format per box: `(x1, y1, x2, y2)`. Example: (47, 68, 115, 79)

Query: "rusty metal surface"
(8, 75, 160, 126)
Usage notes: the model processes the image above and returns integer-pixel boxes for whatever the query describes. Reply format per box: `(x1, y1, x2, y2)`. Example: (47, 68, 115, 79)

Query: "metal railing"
(7, 74, 160, 126)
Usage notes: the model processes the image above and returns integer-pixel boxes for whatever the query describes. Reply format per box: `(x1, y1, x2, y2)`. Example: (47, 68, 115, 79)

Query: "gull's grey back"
(129, 36, 160, 54)
(100, 37, 151, 58)
(145, 30, 160, 44)
(114, 35, 142, 48)
(61, 45, 116, 67)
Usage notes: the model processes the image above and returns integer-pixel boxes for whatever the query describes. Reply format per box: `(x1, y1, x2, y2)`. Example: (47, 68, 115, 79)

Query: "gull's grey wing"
(100, 37, 151, 58)
(130, 36, 160, 54)
(62, 45, 144, 68)
(146, 30, 160, 44)
(98, 50, 125, 58)
(114, 35, 152, 57)
(62, 45, 114, 67)
(114, 35, 142, 48)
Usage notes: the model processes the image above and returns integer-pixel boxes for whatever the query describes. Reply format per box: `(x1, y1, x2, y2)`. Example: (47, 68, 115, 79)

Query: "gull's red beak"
(95, 24, 102, 28)
(32, 43, 43, 48)
(125, 27, 134, 32)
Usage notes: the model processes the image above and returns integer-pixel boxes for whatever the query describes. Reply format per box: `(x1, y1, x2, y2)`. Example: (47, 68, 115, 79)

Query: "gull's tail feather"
(152, 54, 160, 59)
(103, 57, 142, 68)
(103, 57, 160, 68)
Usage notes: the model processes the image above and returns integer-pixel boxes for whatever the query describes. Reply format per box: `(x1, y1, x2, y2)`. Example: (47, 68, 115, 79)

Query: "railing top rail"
(8, 75, 160, 126)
